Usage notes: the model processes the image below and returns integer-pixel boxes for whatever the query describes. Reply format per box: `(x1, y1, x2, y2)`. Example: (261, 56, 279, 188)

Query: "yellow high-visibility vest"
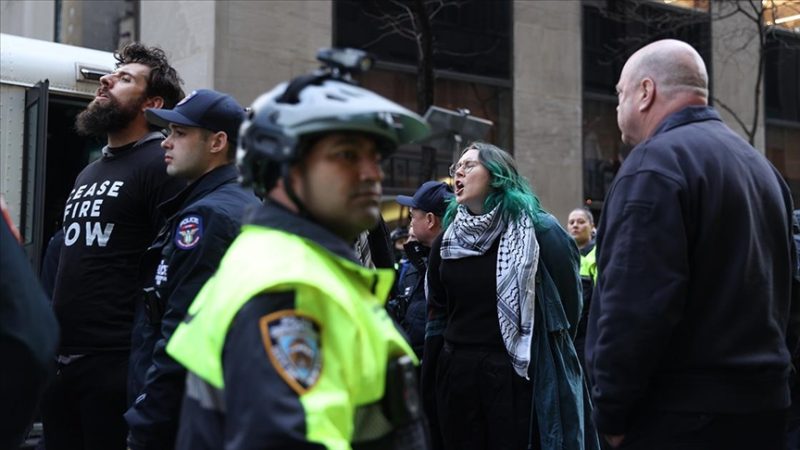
(580, 246, 597, 284)
(167, 225, 417, 448)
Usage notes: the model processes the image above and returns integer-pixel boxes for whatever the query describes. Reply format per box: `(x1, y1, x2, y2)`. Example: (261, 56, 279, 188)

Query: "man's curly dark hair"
(115, 42, 185, 112)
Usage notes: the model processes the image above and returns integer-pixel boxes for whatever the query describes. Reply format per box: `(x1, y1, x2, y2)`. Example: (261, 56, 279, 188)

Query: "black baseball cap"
(145, 89, 245, 143)
(396, 181, 453, 217)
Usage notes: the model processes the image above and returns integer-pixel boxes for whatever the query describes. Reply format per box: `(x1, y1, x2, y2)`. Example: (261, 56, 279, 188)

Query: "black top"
(428, 232, 504, 349)
(52, 133, 185, 353)
(586, 106, 799, 434)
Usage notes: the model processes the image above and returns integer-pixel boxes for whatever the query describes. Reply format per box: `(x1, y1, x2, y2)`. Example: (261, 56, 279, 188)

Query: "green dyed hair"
(443, 141, 543, 228)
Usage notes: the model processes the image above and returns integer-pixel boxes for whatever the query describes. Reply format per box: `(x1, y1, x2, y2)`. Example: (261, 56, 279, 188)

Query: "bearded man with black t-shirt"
(41, 43, 185, 450)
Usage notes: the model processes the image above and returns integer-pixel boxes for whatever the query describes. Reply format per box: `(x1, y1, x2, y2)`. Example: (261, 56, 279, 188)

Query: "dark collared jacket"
(126, 164, 259, 450)
(388, 240, 430, 357)
(586, 106, 800, 435)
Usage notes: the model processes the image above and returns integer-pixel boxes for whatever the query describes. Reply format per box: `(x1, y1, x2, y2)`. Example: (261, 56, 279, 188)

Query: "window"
(335, 0, 511, 79)
(54, 0, 137, 51)
(581, 1, 710, 213)
(334, 0, 512, 198)
(764, 0, 800, 33)
(765, 29, 800, 204)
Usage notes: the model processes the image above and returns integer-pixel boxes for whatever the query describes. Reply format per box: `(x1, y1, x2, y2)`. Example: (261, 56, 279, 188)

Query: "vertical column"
(513, 0, 582, 223)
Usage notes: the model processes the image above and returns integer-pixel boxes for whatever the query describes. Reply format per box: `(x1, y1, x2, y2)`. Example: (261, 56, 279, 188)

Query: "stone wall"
(513, 0, 583, 224)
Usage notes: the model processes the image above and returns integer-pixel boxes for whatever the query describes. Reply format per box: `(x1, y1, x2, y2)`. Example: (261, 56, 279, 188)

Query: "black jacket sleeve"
(126, 211, 239, 450)
(588, 170, 689, 435)
(0, 220, 59, 449)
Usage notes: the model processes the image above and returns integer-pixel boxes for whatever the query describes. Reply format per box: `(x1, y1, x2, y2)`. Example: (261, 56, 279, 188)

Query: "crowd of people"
(1, 36, 798, 450)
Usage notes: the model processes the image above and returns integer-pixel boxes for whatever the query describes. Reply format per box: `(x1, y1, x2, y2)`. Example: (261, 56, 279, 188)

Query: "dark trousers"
(41, 352, 129, 450)
(617, 409, 788, 450)
(435, 344, 537, 450)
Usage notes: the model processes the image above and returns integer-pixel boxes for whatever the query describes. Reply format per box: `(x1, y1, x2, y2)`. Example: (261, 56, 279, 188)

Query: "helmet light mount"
(237, 47, 430, 197)
(315, 47, 374, 81)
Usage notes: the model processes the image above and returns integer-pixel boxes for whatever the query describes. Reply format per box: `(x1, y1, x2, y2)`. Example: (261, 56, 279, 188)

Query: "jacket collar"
(651, 105, 721, 138)
(245, 200, 361, 265)
(159, 164, 240, 218)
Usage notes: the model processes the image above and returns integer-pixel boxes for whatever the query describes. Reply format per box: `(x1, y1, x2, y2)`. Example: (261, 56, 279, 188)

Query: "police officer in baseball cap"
(125, 89, 259, 450)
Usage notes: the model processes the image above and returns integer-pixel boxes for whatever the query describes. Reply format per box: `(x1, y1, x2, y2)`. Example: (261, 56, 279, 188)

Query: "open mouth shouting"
(454, 179, 465, 196)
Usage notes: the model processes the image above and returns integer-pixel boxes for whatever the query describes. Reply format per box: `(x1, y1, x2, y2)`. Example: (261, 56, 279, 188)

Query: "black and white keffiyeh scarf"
(441, 204, 540, 379)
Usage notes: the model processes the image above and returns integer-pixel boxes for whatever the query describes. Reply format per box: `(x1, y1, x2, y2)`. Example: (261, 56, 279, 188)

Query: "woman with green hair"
(423, 142, 599, 450)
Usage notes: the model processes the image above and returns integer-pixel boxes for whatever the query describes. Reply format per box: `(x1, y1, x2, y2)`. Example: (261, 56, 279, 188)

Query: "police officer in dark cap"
(125, 89, 259, 450)
(389, 181, 453, 357)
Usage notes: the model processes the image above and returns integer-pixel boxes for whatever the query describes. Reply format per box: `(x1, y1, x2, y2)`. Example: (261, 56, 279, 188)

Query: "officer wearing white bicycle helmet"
(167, 48, 432, 450)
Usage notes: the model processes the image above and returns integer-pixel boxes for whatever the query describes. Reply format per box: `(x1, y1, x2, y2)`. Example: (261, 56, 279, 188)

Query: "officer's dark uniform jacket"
(126, 163, 259, 450)
(167, 201, 429, 450)
(388, 240, 430, 357)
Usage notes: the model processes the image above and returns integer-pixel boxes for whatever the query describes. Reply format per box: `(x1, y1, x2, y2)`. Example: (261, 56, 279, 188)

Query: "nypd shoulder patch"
(175, 214, 203, 250)
(259, 311, 323, 395)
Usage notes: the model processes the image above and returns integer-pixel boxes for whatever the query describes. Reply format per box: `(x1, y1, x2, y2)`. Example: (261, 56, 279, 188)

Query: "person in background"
(41, 42, 184, 450)
(586, 39, 799, 450)
(124, 89, 259, 450)
(566, 207, 596, 370)
(390, 226, 410, 262)
(424, 142, 598, 450)
(388, 181, 453, 357)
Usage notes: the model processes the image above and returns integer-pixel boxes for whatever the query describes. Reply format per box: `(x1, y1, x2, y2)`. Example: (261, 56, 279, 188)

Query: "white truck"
(1, 33, 115, 272)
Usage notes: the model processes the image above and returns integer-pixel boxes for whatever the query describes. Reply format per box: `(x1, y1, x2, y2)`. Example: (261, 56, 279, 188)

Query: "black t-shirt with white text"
(52, 134, 184, 353)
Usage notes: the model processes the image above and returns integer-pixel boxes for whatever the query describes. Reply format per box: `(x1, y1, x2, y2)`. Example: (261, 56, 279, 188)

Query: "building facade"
(2, 0, 798, 224)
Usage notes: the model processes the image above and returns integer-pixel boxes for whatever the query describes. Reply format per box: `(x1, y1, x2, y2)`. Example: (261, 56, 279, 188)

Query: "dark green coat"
(531, 213, 600, 450)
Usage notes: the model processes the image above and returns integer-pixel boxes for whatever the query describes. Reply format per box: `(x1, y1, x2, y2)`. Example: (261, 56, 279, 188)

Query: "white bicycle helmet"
(237, 49, 430, 195)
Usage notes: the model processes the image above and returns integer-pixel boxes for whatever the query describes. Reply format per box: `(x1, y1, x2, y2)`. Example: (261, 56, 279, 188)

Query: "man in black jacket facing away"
(586, 39, 800, 450)
(125, 89, 259, 450)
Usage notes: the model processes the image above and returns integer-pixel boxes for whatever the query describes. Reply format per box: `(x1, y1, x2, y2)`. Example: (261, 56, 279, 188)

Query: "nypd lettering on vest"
(176, 215, 203, 250)
(259, 311, 323, 395)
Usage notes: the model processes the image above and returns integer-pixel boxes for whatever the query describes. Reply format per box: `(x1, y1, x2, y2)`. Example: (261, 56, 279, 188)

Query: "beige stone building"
(2, 0, 798, 225)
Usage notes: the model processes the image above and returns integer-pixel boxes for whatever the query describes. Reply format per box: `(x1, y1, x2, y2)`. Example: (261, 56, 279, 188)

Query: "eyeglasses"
(449, 160, 480, 177)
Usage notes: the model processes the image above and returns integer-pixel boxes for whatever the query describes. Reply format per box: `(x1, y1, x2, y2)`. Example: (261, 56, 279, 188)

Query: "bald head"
(616, 39, 709, 146)
(627, 39, 708, 99)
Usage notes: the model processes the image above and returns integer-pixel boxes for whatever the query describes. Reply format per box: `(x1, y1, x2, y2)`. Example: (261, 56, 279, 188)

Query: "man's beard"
(75, 94, 144, 137)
